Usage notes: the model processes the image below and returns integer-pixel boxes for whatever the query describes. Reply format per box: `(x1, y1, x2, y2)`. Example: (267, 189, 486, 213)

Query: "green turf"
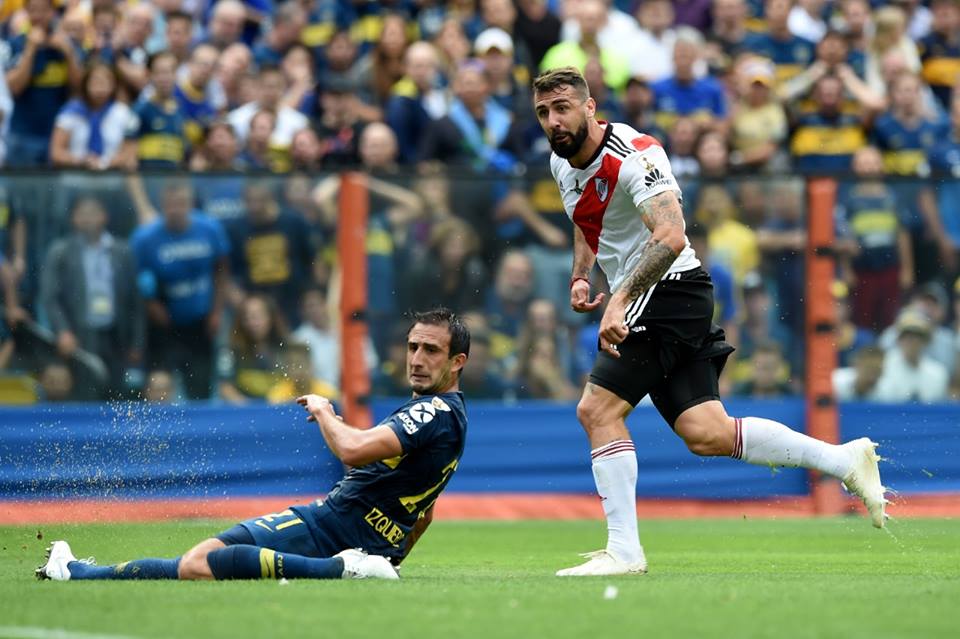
(1, 518, 958, 639)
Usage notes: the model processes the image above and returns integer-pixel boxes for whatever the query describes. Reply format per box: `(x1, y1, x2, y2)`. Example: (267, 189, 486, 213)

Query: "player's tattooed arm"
(619, 191, 686, 303)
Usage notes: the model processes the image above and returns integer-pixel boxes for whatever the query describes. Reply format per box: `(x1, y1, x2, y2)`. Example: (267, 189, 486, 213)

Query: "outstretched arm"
(298, 394, 403, 466)
(598, 190, 685, 356)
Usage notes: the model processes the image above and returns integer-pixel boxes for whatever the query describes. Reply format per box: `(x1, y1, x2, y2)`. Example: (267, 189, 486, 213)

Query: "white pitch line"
(0, 627, 143, 639)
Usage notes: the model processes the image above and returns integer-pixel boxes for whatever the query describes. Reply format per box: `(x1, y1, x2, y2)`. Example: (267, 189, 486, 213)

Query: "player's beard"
(548, 119, 589, 159)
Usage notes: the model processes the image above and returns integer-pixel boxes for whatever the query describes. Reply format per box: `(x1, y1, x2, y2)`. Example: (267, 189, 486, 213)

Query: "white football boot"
(35, 540, 81, 581)
(556, 549, 648, 577)
(841, 438, 889, 528)
(336, 549, 399, 580)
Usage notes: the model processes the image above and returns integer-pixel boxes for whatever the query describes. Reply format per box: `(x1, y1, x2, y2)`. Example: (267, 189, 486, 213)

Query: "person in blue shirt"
(652, 28, 728, 133)
(251, 0, 307, 67)
(37, 308, 470, 582)
(384, 41, 444, 164)
(122, 51, 188, 170)
(742, 0, 815, 86)
(3, 0, 83, 166)
(130, 180, 230, 399)
(174, 44, 221, 148)
(871, 72, 947, 177)
(929, 97, 960, 273)
(918, 0, 960, 109)
(790, 74, 870, 173)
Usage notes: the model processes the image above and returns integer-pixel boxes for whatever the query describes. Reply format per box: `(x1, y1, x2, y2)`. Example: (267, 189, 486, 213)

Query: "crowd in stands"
(0, 0, 959, 403)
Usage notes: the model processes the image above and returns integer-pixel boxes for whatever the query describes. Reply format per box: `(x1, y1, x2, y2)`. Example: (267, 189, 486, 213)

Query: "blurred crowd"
(0, 0, 959, 404)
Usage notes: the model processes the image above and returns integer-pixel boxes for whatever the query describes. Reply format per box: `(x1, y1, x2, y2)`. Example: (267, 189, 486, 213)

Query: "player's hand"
(598, 300, 629, 359)
(571, 279, 604, 313)
(297, 394, 336, 422)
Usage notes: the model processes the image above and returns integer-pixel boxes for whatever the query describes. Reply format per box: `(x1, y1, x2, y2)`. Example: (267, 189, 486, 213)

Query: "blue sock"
(68, 557, 180, 580)
(206, 545, 344, 580)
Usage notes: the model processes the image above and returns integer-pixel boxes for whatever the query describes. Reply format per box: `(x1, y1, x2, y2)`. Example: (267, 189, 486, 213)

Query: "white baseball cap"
(474, 28, 514, 55)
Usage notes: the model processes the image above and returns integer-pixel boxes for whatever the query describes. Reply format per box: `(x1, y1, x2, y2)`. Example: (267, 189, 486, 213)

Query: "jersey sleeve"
(619, 144, 681, 209)
(382, 397, 455, 453)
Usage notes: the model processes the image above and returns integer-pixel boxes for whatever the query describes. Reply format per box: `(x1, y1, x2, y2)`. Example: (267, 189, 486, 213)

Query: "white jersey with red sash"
(550, 121, 700, 325)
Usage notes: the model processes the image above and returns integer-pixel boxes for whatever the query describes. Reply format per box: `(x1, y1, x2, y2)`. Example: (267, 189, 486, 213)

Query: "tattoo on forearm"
(622, 193, 683, 301)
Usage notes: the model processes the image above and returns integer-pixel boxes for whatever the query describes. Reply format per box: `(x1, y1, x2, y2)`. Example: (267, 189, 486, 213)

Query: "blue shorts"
(216, 501, 346, 558)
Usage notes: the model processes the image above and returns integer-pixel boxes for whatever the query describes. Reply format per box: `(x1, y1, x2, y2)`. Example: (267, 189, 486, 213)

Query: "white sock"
(591, 440, 642, 563)
(732, 416, 852, 478)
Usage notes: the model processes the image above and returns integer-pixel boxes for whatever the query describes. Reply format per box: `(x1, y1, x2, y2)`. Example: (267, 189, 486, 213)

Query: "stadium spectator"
(730, 57, 789, 172)
(516, 297, 574, 382)
(695, 130, 730, 179)
(204, 0, 247, 50)
(839, 0, 872, 57)
(289, 127, 324, 172)
(485, 250, 535, 364)
(191, 120, 244, 172)
(930, 97, 960, 270)
(918, 0, 960, 109)
(228, 65, 309, 150)
(280, 43, 316, 114)
(790, 74, 871, 173)
(238, 109, 280, 171)
(226, 180, 314, 325)
(513, 0, 562, 71)
(583, 56, 623, 124)
(0, 65, 11, 166)
(315, 29, 366, 99)
(687, 223, 739, 357)
(312, 79, 365, 167)
(162, 10, 194, 66)
(122, 51, 187, 170)
(665, 116, 701, 179)
(86, 4, 120, 65)
(39, 196, 143, 399)
(356, 12, 410, 107)
(625, 0, 678, 83)
(559, 0, 639, 56)
(621, 77, 665, 142)
(476, 27, 531, 122)
(174, 43, 220, 148)
(290, 286, 378, 396)
(706, 0, 751, 71)
(832, 345, 885, 401)
(49, 62, 133, 171)
(385, 41, 446, 164)
(434, 18, 472, 78)
(832, 282, 875, 368)
(419, 59, 525, 171)
(876, 309, 949, 402)
(252, 1, 306, 67)
(878, 284, 956, 374)
(734, 272, 794, 384)
(865, 6, 921, 96)
(266, 342, 338, 403)
(131, 180, 229, 400)
(112, 2, 154, 97)
(743, 0, 815, 86)
(541, 0, 630, 91)
(37, 361, 75, 402)
(216, 43, 254, 111)
(143, 369, 175, 403)
(218, 293, 288, 403)
(732, 341, 793, 397)
(516, 334, 579, 400)
(898, 0, 934, 41)
(456, 327, 508, 399)
(698, 185, 760, 284)
(403, 216, 487, 314)
(838, 146, 914, 332)
(1, 249, 28, 336)
(3, 0, 82, 167)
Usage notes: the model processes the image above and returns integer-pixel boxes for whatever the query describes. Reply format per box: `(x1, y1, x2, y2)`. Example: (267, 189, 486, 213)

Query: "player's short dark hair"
(408, 307, 471, 359)
(532, 66, 590, 101)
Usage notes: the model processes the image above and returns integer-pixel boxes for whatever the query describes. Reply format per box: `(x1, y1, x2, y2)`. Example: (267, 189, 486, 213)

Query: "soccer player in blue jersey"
(37, 308, 470, 582)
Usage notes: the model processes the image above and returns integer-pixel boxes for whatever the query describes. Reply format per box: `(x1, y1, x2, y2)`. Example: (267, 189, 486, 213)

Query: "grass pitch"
(1, 517, 958, 639)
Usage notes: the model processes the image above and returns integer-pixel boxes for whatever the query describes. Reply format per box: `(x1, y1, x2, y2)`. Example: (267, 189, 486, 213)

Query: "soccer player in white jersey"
(533, 67, 888, 577)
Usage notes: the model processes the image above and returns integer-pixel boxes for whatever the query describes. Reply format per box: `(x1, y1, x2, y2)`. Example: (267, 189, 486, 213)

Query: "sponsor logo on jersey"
(573, 178, 584, 195)
(642, 158, 671, 189)
(595, 177, 609, 202)
(398, 412, 418, 434)
(431, 397, 451, 412)
(408, 401, 437, 424)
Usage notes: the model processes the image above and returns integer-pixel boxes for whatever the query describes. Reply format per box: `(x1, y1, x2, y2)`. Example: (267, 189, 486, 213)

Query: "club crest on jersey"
(595, 177, 609, 202)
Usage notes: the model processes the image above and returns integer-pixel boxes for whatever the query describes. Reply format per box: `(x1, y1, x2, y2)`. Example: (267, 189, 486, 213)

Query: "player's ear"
(585, 97, 597, 118)
(450, 352, 467, 374)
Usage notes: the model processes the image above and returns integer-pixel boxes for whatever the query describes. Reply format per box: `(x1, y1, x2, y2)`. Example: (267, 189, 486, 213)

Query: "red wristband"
(570, 276, 589, 289)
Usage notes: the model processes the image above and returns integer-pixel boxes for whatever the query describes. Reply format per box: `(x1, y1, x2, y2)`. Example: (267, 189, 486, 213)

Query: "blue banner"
(0, 399, 955, 500)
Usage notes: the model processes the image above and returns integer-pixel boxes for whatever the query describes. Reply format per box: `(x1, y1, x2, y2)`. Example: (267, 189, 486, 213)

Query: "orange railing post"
(337, 172, 372, 429)
(805, 178, 844, 516)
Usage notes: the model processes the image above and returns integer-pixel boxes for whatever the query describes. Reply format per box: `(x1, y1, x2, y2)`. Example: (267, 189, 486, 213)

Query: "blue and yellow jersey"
(918, 33, 960, 108)
(125, 98, 187, 169)
(173, 79, 217, 148)
(317, 392, 467, 560)
(790, 112, 866, 173)
(651, 76, 728, 131)
(871, 113, 946, 176)
(742, 32, 815, 86)
(3, 34, 70, 137)
(838, 182, 901, 271)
